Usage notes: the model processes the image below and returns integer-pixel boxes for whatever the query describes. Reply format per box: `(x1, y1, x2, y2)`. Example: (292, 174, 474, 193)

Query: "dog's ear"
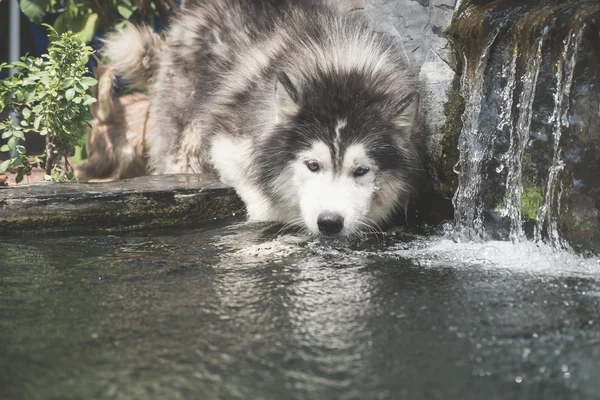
(275, 72, 300, 122)
(392, 93, 419, 138)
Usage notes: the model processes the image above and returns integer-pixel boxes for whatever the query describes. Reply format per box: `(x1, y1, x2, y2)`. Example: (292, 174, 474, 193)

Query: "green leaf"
(73, 83, 85, 93)
(75, 13, 99, 44)
(55, 13, 99, 44)
(22, 107, 32, 119)
(39, 73, 50, 85)
(34, 115, 43, 130)
(24, 90, 37, 104)
(83, 97, 97, 106)
(19, 0, 52, 24)
(65, 88, 75, 100)
(13, 130, 25, 140)
(23, 76, 40, 85)
(1, 131, 11, 139)
(0, 122, 5, 130)
(0, 145, 9, 152)
(117, 4, 137, 19)
(71, 145, 84, 164)
(80, 76, 98, 87)
(10, 61, 28, 69)
(39, 128, 48, 136)
(41, 23, 58, 38)
(0, 159, 10, 173)
(61, 77, 74, 89)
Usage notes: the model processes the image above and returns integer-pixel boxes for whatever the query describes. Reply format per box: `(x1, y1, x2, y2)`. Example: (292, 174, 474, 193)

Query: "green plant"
(19, 0, 180, 43)
(0, 24, 97, 183)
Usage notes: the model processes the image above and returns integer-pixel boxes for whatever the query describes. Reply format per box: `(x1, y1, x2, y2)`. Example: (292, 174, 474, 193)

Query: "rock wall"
(363, 0, 461, 199)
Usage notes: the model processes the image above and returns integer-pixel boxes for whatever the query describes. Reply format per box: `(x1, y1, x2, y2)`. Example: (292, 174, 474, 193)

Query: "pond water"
(1, 217, 600, 400)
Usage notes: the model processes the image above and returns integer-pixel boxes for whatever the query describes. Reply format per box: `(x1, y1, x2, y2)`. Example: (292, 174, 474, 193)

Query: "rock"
(364, 0, 461, 199)
(0, 174, 244, 235)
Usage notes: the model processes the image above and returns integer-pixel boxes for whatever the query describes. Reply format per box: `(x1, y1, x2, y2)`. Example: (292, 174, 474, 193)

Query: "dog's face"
(259, 73, 419, 238)
(292, 140, 378, 237)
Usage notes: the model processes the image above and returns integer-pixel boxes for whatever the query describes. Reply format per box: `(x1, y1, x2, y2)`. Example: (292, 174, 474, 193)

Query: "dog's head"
(257, 71, 420, 237)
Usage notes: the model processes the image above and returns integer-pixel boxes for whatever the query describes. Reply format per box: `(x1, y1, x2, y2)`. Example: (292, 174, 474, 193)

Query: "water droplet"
(495, 164, 505, 173)
(515, 376, 523, 383)
(564, 372, 571, 379)
(561, 364, 569, 372)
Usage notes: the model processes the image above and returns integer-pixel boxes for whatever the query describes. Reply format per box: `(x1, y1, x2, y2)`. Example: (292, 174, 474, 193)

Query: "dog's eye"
(305, 161, 321, 172)
(353, 166, 370, 177)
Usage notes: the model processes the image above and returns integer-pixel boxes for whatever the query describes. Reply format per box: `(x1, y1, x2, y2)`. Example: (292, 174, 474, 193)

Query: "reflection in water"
(1, 220, 599, 399)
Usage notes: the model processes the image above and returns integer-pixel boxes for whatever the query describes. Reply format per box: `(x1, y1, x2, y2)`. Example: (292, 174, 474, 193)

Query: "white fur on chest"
(210, 135, 274, 221)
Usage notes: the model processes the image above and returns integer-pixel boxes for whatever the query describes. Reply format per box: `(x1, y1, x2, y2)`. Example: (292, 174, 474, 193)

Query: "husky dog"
(104, 0, 423, 237)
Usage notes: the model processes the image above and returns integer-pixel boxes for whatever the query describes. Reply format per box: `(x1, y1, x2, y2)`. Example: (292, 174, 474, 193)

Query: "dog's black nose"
(317, 212, 344, 235)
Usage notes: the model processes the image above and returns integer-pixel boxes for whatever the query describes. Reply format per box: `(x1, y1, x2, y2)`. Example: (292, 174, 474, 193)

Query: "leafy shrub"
(0, 25, 97, 182)
(19, 0, 180, 43)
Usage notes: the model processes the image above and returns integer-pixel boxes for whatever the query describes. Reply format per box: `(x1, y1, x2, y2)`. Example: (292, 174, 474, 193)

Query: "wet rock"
(448, 0, 600, 253)
(0, 174, 244, 235)
(364, 0, 461, 198)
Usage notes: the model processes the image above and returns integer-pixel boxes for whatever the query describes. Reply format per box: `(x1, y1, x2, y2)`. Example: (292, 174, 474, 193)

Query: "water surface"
(1, 218, 599, 399)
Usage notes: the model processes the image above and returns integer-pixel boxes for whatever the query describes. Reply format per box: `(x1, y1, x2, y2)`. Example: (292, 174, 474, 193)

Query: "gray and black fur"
(104, 0, 424, 236)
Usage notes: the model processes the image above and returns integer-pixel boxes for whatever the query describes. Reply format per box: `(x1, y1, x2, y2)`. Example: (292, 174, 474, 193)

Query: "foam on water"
(220, 221, 599, 278)
(382, 237, 600, 277)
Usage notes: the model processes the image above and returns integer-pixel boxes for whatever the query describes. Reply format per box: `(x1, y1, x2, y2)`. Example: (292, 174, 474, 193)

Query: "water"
(534, 26, 585, 246)
(2, 218, 600, 399)
(452, 29, 499, 240)
(451, 1, 600, 251)
(502, 32, 545, 242)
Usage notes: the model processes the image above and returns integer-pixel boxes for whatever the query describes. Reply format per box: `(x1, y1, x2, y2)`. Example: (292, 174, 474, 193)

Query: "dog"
(103, 0, 423, 237)
(74, 64, 152, 182)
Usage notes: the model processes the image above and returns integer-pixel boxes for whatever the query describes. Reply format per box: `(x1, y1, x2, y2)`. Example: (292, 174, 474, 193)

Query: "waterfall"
(449, 1, 599, 252)
(503, 32, 545, 242)
(452, 30, 499, 240)
(534, 26, 585, 247)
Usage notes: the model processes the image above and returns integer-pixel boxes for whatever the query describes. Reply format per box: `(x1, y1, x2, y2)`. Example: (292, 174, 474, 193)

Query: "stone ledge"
(0, 174, 245, 235)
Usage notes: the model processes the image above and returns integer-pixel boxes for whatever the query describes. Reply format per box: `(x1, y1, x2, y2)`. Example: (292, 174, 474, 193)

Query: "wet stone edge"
(0, 175, 246, 235)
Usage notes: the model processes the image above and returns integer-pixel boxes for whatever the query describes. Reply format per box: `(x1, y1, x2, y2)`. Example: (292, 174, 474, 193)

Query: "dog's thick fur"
(74, 65, 152, 182)
(104, 0, 423, 237)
